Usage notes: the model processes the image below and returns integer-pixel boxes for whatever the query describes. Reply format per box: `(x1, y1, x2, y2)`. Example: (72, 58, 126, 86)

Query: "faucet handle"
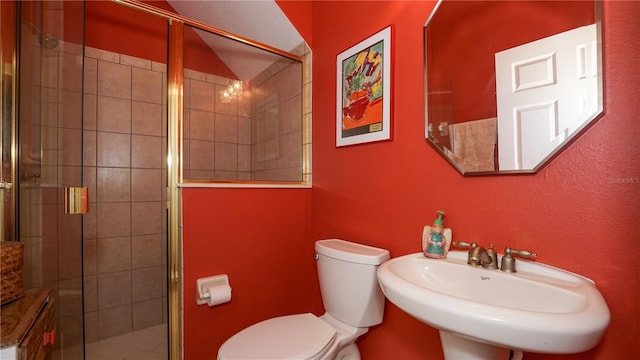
(505, 246, 537, 259)
(500, 246, 537, 273)
(452, 241, 476, 249)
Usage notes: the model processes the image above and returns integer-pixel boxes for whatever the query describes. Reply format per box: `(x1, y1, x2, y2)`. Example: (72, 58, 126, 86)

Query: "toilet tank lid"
(315, 239, 390, 265)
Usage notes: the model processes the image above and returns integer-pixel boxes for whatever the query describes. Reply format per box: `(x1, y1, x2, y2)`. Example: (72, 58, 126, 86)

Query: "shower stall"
(5, 1, 173, 358)
(2, 0, 306, 359)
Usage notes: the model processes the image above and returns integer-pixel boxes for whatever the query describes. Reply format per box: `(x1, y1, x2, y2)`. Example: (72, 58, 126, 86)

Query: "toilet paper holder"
(196, 274, 231, 305)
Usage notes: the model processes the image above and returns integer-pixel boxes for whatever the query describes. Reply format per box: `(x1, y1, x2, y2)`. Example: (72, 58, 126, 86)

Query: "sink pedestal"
(440, 331, 521, 360)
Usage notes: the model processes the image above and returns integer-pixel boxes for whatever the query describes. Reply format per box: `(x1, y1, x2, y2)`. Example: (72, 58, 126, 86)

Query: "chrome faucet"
(453, 241, 497, 269)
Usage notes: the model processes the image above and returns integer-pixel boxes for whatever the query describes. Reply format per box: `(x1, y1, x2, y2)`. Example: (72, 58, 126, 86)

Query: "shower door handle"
(64, 187, 90, 214)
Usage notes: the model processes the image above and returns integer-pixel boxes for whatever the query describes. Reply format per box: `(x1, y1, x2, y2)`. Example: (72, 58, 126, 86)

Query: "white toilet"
(218, 239, 390, 360)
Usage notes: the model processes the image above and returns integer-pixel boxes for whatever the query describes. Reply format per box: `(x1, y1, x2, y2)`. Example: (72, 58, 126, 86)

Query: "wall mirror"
(424, 0, 602, 175)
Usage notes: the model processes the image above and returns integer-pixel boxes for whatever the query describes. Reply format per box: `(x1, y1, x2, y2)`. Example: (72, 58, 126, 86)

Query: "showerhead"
(38, 33, 59, 49)
(22, 20, 59, 49)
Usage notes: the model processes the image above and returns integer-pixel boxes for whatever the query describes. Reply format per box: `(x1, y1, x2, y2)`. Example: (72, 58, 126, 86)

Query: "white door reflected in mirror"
(424, 0, 603, 175)
(495, 24, 599, 170)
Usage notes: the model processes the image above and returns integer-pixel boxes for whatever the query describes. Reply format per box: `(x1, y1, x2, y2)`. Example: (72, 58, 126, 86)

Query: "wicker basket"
(1, 241, 25, 305)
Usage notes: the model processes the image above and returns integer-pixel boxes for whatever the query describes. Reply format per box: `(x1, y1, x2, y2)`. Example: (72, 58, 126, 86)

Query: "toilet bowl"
(218, 239, 390, 360)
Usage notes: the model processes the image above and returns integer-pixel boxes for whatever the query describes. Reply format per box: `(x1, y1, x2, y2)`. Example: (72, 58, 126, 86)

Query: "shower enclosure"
(2, 0, 305, 358)
(5, 1, 173, 358)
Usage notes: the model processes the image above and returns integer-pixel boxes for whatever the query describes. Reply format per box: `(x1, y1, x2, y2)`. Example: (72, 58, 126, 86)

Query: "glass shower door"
(15, 1, 170, 358)
(83, 1, 169, 358)
(18, 0, 86, 358)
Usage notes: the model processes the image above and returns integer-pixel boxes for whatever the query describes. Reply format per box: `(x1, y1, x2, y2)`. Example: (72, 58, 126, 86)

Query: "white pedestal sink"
(377, 251, 609, 359)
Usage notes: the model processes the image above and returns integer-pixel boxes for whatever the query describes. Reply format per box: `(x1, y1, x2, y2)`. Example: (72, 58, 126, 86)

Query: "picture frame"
(336, 26, 392, 147)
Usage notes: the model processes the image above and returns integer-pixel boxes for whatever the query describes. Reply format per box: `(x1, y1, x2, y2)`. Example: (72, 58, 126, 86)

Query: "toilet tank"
(315, 239, 390, 327)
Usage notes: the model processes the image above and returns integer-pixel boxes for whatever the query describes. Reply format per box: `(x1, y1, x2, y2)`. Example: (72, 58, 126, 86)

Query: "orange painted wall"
(306, 1, 639, 360)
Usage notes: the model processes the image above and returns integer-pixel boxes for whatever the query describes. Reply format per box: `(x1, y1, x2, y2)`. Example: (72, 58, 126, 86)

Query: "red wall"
(178, 1, 639, 359)
(182, 188, 313, 359)
(427, 0, 595, 122)
(307, 1, 639, 359)
(85, 1, 235, 78)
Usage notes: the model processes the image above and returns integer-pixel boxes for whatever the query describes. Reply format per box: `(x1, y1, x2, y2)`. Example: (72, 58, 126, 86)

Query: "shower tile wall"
(250, 57, 304, 182)
(82, 46, 167, 342)
(182, 69, 253, 180)
(183, 45, 308, 182)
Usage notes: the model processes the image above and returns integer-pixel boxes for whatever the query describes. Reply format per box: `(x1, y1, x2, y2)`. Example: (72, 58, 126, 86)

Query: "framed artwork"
(336, 26, 392, 147)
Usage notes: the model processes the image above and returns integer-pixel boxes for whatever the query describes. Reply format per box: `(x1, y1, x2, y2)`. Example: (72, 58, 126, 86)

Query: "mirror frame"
(424, 0, 603, 175)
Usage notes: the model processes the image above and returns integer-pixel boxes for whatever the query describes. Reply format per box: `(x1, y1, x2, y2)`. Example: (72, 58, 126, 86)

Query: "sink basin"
(377, 251, 609, 358)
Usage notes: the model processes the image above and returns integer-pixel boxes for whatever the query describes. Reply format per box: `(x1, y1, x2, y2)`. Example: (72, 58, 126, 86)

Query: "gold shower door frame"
(0, 0, 17, 242)
(111, 1, 304, 358)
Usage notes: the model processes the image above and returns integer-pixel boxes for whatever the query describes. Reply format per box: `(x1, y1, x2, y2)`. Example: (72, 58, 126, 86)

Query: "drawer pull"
(43, 330, 56, 346)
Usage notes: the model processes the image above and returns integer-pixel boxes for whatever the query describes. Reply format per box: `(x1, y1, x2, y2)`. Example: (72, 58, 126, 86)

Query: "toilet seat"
(218, 313, 337, 360)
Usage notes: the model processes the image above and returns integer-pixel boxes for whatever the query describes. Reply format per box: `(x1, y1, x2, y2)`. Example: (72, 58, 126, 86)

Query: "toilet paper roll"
(206, 284, 232, 307)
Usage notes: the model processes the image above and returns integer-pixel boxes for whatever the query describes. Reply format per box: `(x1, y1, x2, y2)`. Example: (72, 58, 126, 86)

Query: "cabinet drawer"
(17, 293, 56, 360)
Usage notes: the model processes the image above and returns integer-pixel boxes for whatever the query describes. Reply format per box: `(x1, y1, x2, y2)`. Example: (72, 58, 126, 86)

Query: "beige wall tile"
(132, 267, 162, 302)
(215, 142, 238, 171)
(289, 131, 303, 168)
(214, 113, 238, 143)
(83, 130, 97, 167)
(132, 234, 162, 269)
(189, 79, 215, 112)
(98, 61, 131, 99)
(132, 135, 162, 168)
(82, 204, 97, 239)
(61, 52, 83, 92)
(121, 54, 152, 70)
(97, 132, 130, 168)
(84, 240, 97, 277)
(83, 275, 98, 312)
(97, 96, 131, 133)
(132, 168, 162, 202)
(96, 202, 131, 238)
(58, 240, 82, 280)
(83, 311, 98, 343)
(132, 67, 163, 104)
(132, 299, 163, 331)
(57, 278, 83, 318)
(60, 90, 82, 129)
(97, 167, 131, 202)
(290, 94, 302, 132)
(238, 144, 251, 172)
(98, 271, 131, 308)
(83, 93, 97, 130)
(131, 201, 162, 235)
(238, 116, 251, 145)
(189, 109, 215, 141)
(59, 128, 82, 166)
(85, 46, 119, 63)
(98, 237, 132, 273)
(84, 57, 98, 95)
(98, 304, 132, 339)
(132, 101, 162, 136)
(188, 140, 215, 171)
